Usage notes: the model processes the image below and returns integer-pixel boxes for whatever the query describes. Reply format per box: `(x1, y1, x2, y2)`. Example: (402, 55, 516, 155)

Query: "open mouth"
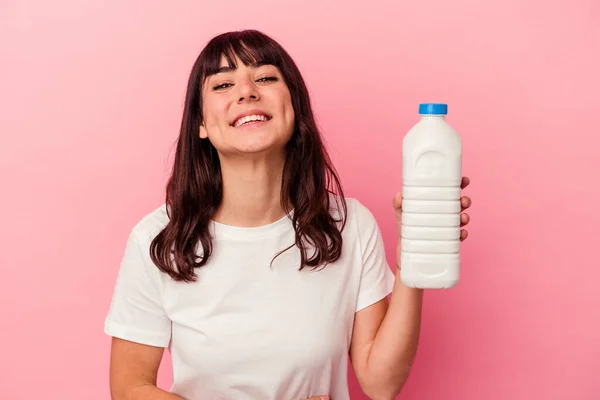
(232, 114, 272, 128)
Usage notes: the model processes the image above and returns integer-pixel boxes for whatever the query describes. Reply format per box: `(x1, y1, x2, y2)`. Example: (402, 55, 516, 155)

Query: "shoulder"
(128, 203, 170, 244)
(333, 196, 380, 230)
(327, 195, 383, 242)
(347, 197, 378, 223)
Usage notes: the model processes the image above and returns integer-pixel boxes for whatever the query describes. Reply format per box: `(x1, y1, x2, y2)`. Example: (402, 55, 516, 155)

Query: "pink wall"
(1, 0, 599, 399)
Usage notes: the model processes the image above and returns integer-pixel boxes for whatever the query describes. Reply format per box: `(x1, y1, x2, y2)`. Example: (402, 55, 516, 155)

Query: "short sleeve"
(104, 229, 172, 347)
(354, 200, 396, 312)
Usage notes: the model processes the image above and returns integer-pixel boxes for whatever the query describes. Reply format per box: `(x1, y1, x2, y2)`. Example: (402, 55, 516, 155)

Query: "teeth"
(234, 114, 268, 127)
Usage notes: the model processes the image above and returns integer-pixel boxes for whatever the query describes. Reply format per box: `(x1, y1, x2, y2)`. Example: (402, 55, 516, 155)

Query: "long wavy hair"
(150, 30, 347, 282)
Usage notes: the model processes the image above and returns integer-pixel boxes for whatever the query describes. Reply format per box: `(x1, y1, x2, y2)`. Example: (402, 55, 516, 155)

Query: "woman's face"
(200, 55, 295, 158)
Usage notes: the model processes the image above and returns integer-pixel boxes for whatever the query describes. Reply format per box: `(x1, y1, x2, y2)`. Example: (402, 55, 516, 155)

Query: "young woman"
(104, 29, 472, 400)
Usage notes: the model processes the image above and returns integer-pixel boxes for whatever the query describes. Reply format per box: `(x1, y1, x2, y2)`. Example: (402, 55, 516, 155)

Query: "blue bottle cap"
(419, 103, 448, 115)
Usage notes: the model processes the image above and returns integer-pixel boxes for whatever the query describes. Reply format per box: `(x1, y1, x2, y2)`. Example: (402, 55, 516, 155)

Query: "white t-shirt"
(104, 197, 395, 400)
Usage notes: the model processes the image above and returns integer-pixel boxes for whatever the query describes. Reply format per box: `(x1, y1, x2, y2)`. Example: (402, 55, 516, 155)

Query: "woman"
(104, 29, 472, 400)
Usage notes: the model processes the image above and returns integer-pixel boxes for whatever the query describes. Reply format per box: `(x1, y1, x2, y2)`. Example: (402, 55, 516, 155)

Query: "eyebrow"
(214, 61, 271, 74)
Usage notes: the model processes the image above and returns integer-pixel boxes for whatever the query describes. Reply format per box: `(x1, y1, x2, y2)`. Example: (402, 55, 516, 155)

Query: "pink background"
(1, 0, 599, 399)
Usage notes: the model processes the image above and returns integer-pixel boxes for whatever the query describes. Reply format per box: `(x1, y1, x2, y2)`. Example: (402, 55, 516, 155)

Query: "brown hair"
(150, 29, 347, 282)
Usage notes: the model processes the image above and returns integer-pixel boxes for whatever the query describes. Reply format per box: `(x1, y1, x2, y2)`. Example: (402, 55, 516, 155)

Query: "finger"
(460, 212, 470, 226)
(392, 192, 402, 210)
(393, 192, 403, 223)
(306, 396, 330, 400)
(461, 176, 470, 189)
(460, 229, 468, 241)
(460, 196, 471, 210)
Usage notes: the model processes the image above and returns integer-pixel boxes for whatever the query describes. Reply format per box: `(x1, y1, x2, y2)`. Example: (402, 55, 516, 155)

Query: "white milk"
(400, 103, 462, 289)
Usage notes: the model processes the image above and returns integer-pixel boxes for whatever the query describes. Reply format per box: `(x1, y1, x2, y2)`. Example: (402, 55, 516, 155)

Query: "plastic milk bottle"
(400, 103, 463, 289)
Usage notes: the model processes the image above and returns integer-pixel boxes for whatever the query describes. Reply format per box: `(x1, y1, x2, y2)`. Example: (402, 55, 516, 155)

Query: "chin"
(234, 141, 285, 155)
(227, 129, 291, 155)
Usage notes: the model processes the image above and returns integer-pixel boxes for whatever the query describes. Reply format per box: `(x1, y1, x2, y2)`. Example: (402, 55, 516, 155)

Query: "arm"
(349, 270, 423, 400)
(110, 337, 184, 400)
(105, 229, 178, 399)
(350, 180, 471, 400)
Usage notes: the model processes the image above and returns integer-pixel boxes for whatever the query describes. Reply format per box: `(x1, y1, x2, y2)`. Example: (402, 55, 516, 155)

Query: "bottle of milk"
(400, 103, 462, 289)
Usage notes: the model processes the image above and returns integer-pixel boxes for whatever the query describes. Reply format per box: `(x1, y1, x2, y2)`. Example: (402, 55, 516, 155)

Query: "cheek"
(202, 98, 229, 129)
(280, 91, 295, 128)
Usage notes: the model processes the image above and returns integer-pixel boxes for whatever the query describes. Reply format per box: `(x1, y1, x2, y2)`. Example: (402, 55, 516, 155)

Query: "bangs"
(200, 31, 284, 80)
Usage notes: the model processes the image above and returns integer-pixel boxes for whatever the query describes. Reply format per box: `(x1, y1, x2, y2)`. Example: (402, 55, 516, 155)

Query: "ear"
(199, 123, 208, 139)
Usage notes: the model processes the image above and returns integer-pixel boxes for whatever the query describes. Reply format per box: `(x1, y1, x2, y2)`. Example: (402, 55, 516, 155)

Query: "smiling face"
(199, 55, 296, 158)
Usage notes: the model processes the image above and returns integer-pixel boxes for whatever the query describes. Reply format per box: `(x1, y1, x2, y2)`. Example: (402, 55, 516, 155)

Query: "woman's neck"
(213, 154, 289, 227)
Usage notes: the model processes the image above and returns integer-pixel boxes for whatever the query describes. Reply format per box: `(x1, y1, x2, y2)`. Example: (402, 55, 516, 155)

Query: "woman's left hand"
(458, 176, 472, 240)
(393, 176, 472, 244)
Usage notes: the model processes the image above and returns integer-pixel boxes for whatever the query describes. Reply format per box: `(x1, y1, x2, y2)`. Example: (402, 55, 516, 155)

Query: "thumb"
(393, 191, 403, 209)
(393, 192, 403, 219)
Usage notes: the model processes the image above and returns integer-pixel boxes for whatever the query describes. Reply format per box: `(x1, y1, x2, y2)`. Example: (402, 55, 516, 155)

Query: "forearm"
(113, 384, 185, 400)
(365, 268, 424, 398)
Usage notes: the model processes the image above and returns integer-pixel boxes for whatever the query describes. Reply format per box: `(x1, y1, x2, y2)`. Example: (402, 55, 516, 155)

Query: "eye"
(212, 82, 232, 91)
(257, 76, 278, 83)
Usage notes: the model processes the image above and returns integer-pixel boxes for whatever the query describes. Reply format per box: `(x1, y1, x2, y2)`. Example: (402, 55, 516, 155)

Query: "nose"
(236, 77, 260, 103)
